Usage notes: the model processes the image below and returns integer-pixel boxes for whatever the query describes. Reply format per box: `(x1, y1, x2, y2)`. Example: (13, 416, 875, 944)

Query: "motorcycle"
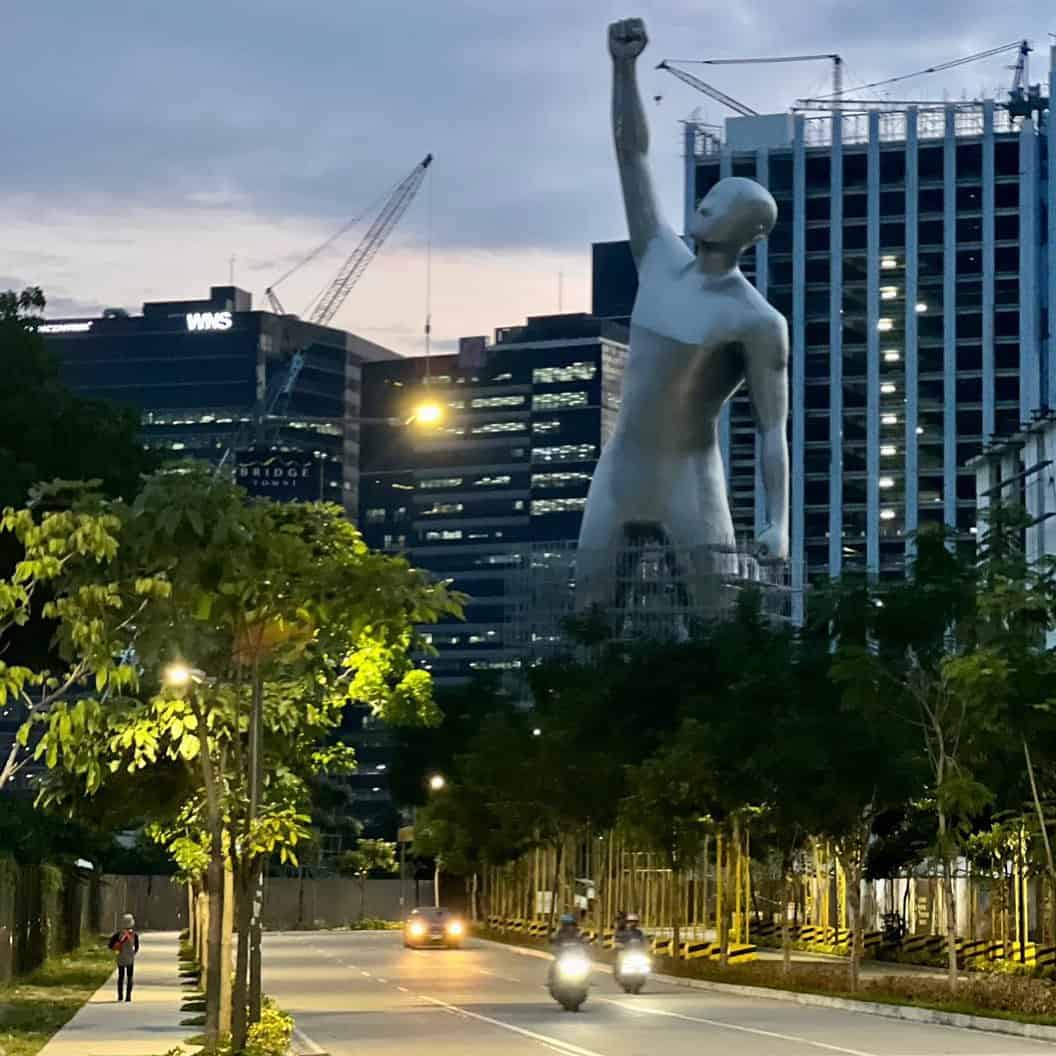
(549, 945, 591, 1012)
(614, 942, 651, 994)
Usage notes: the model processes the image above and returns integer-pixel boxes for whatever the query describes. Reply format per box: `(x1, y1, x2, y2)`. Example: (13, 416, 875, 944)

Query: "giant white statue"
(576, 17, 790, 611)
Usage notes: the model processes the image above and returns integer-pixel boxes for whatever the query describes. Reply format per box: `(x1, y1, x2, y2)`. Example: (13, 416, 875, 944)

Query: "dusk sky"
(6, 1, 1050, 356)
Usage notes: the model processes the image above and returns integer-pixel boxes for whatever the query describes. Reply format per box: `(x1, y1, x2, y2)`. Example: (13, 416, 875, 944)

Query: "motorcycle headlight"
(557, 953, 590, 982)
(622, 952, 651, 974)
(446, 920, 464, 937)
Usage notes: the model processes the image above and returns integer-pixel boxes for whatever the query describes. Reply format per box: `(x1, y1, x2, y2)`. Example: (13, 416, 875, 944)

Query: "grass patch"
(0, 942, 114, 1056)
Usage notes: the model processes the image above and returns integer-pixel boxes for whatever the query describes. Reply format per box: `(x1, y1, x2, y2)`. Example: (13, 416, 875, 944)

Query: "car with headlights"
(404, 906, 465, 949)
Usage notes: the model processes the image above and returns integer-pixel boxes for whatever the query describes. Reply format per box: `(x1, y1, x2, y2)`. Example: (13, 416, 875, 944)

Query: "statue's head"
(688, 177, 777, 255)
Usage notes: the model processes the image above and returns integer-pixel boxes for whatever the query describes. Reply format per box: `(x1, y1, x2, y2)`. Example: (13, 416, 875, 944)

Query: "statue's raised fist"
(609, 18, 648, 61)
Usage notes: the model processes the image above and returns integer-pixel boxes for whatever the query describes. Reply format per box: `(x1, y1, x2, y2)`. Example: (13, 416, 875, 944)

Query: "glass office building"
(359, 313, 628, 684)
(42, 285, 396, 515)
(595, 70, 1055, 607)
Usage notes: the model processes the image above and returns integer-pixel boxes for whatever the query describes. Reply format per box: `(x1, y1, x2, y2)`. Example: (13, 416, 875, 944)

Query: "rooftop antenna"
(424, 159, 433, 380)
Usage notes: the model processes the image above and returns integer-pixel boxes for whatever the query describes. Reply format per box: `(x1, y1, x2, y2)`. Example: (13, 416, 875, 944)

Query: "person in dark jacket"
(108, 913, 140, 1002)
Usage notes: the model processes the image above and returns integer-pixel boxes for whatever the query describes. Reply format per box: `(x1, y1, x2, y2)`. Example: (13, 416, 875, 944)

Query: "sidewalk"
(37, 931, 194, 1056)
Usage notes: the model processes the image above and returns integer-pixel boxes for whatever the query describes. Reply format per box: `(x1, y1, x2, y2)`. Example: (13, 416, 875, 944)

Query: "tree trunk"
(1022, 737, 1056, 940)
(360, 877, 367, 921)
(434, 861, 441, 909)
(220, 857, 235, 1035)
(672, 867, 682, 964)
(249, 859, 265, 1027)
(231, 855, 253, 1054)
(937, 804, 959, 991)
(782, 869, 793, 977)
(548, 840, 564, 933)
(204, 841, 225, 1044)
(297, 868, 306, 929)
(840, 850, 863, 993)
(717, 831, 729, 967)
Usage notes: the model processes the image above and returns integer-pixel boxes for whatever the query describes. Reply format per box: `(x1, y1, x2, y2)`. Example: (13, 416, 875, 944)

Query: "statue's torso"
(613, 227, 764, 452)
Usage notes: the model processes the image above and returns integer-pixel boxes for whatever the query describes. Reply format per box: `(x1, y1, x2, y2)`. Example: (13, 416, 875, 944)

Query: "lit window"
(513, 500, 525, 510)
(533, 362, 596, 384)
(471, 394, 525, 409)
(916, 303, 928, 313)
(916, 426, 925, 436)
(883, 350, 901, 363)
(881, 414, 898, 425)
(532, 471, 592, 488)
(877, 319, 893, 332)
(880, 510, 896, 520)
(422, 502, 464, 516)
(531, 497, 587, 515)
(424, 529, 463, 541)
(420, 476, 463, 489)
(880, 383, 896, 394)
(533, 419, 562, 434)
(474, 474, 512, 487)
(881, 287, 898, 301)
(880, 445, 897, 456)
(471, 420, 526, 434)
(879, 477, 894, 489)
(365, 508, 386, 524)
(532, 444, 597, 463)
(881, 256, 898, 269)
(533, 391, 589, 412)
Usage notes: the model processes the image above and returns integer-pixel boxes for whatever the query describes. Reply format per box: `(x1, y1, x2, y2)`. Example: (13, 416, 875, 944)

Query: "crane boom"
(656, 61, 758, 117)
(309, 153, 433, 327)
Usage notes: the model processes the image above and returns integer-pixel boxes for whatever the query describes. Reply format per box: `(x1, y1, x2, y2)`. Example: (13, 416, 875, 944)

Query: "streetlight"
(163, 662, 207, 688)
(411, 400, 444, 427)
(532, 727, 542, 737)
(428, 773, 446, 792)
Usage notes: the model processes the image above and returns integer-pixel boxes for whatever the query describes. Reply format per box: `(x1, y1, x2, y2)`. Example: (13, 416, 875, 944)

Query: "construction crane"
(265, 153, 433, 327)
(667, 53, 843, 106)
(1006, 40, 1045, 120)
(656, 60, 757, 117)
(218, 153, 433, 473)
(797, 39, 1027, 109)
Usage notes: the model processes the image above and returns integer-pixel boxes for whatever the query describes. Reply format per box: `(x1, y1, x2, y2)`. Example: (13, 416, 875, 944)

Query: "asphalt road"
(262, 931, 1054, 1056)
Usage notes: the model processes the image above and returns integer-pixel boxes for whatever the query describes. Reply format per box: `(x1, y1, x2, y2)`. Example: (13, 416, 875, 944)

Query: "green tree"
(337, 839, 399, 919)
(23, 465, 460, 1051)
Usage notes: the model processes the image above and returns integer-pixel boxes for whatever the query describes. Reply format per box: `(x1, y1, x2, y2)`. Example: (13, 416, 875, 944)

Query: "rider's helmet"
(626, 912, 640, 924)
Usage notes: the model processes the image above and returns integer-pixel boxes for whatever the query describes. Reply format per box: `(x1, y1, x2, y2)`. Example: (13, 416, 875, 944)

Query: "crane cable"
(300, 169, 410, 319)
(424, 161, 433, 381)
(812, 39, 1024, 101)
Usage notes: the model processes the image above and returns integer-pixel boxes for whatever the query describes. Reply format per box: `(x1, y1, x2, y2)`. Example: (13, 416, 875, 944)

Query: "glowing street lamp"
(163, 662, 209, 688)
(411, 400, 444, 427)
(428, 773, 446, 792)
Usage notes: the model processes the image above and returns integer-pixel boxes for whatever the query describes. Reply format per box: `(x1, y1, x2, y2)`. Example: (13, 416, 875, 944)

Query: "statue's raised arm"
(609, 18, 662, 263)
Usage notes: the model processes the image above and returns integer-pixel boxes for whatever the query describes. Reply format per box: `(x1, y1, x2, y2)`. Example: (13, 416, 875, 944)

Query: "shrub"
(348, 917, 400, 931)
(244, 1000, 294, 1056)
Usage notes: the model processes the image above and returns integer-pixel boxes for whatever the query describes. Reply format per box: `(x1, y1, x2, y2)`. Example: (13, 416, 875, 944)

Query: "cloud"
(6, 0, 1050, 349)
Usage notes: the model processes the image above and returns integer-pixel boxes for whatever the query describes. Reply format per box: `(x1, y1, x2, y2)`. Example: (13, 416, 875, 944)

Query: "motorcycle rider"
(549, 912, 587, 987)
(615, 911, 645, 948)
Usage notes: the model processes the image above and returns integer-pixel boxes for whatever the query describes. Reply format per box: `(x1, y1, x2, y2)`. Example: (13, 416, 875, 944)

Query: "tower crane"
(668, 53, 843, 105)
(218, 153, 433, 473)
(656, 60, 758, 117)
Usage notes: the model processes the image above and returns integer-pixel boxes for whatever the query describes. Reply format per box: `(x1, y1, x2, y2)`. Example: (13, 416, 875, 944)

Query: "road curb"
(476, 937, 1056, 1043)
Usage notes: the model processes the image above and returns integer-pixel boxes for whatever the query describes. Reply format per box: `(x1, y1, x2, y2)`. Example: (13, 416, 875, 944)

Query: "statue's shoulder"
(640, 224, 694, 272)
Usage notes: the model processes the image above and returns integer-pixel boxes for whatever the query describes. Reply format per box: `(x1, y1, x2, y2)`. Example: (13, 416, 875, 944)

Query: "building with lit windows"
(358, 313, 628, 683)
(41, 285, 396, 515)
(594, 77, 1055, 604)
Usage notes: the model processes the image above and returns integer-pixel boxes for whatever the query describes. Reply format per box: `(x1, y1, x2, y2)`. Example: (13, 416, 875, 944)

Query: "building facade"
(595, 59, 1055, 603)
(42, 285, 396, 516)
(359, 313, 628, 683)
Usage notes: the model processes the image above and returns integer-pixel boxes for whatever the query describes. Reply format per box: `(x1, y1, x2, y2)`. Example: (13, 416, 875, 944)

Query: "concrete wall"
(100, 874, 184, 933)
(99, 874, 405, 933)
(262, 877, 402, 929)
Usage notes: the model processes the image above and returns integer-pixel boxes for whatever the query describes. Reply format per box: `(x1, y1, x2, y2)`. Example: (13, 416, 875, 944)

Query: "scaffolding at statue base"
(508, 538, 795, 664)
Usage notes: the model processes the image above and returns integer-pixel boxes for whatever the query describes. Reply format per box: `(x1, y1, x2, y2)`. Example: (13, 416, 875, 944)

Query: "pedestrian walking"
(108, 913, 140, 1002)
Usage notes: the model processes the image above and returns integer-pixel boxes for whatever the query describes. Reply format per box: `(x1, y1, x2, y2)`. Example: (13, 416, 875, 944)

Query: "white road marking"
(397, 985, 409, 993)
(420, 994, 608, 1056)
(377, 976, 388, 983)
(291, 1025, 328, 1055)
(361, 970, 371, 977)
(599, 997, 878, 1056)
(478, 967, 522, 983)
